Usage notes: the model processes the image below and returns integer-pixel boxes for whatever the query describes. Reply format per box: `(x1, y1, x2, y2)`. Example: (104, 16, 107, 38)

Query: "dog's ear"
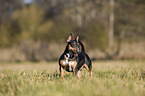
(67, 33, 72, 42)
(75, 34, 79, 42)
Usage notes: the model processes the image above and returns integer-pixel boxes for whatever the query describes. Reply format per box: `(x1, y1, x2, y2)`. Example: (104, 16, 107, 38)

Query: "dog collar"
(74, 54, 78, 56)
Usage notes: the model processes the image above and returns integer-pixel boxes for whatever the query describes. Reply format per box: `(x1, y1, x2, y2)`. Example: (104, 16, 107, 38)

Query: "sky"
(23, 0, 33, 4)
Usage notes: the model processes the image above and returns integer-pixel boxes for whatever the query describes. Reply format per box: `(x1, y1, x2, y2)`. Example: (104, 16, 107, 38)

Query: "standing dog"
(59, 34, 92, 78)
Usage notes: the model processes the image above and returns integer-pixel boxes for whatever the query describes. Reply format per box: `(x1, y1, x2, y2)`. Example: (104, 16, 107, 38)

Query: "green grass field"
(0, 60, 145, 96)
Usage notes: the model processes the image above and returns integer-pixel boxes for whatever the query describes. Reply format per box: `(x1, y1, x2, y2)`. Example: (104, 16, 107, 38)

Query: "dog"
(59, 34, 92, 78)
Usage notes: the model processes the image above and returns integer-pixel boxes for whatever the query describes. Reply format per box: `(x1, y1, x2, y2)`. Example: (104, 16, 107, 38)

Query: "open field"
(0, 60, 145, 96)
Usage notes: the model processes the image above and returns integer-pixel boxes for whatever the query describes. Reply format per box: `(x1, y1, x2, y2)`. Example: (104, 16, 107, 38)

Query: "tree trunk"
(109, 0, 114, 48)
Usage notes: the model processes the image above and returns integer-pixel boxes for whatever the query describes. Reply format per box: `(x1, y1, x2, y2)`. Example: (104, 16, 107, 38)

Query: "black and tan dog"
(59, 34, 92, 78)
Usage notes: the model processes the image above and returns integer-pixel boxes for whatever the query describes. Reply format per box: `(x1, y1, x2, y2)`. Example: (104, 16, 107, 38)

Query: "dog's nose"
(73, 48, 76, 52)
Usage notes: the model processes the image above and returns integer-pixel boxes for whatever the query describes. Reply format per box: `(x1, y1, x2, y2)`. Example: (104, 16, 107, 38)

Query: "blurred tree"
(0, 0, 22, 47)
(0, 0, 22, 23)
(12, 5, 53, 40)
(109, 0, 114, 48)
(0, 0, 145, 50)
(0, 20, 21, 47)
(115, 0, 145, 41)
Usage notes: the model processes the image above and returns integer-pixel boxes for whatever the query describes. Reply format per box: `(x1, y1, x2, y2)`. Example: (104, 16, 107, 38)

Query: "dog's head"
(66, 34, 81, 54)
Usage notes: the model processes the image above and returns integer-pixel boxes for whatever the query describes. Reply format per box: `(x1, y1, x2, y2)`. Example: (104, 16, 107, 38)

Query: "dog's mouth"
(69, 46, 77, 53)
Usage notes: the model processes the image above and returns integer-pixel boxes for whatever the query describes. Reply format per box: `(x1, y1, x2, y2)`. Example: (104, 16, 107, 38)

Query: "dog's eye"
(71, 44, 74, 47)
(71, 43, 75, 47)
(77, 43, 80, 45)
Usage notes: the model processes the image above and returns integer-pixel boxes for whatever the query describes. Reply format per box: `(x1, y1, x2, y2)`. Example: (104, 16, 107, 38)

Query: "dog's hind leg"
(83, 64, 93, 79)
(90, 71, 93, 79)
(90, 64, 93, 79)
(84, 54, 93, 79)
(88, 63, 93, 79)
(88, 65, 93, 79)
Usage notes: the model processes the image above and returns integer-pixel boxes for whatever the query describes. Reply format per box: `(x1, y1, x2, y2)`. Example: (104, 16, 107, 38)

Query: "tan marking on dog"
(68, 45, 77, 53)
(68, 61, 77, 71)
(60, 60, 67, 67)
(60, 60, 77, 77)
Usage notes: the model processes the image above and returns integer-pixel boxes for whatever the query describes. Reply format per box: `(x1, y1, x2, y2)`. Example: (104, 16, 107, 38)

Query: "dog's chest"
(60, 60, 77, 72)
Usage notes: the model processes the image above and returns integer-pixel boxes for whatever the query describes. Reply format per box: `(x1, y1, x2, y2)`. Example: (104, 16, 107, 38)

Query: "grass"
(0, 60, 145, 96)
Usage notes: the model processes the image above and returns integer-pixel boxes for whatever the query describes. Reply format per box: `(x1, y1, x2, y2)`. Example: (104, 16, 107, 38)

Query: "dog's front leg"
(74, 67, 77, 76)
(59, 65, 64, 78)
(77, 70, 81, 78)
(74, 67, 81, 78)
(74, 69, 81, 78)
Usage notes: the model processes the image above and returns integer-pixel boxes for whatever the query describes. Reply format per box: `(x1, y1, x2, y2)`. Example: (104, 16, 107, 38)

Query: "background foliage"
(0, 0, 145, 61)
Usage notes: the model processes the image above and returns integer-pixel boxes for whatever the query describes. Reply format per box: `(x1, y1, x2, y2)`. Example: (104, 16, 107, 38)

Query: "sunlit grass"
(0, 60, 145, 96)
